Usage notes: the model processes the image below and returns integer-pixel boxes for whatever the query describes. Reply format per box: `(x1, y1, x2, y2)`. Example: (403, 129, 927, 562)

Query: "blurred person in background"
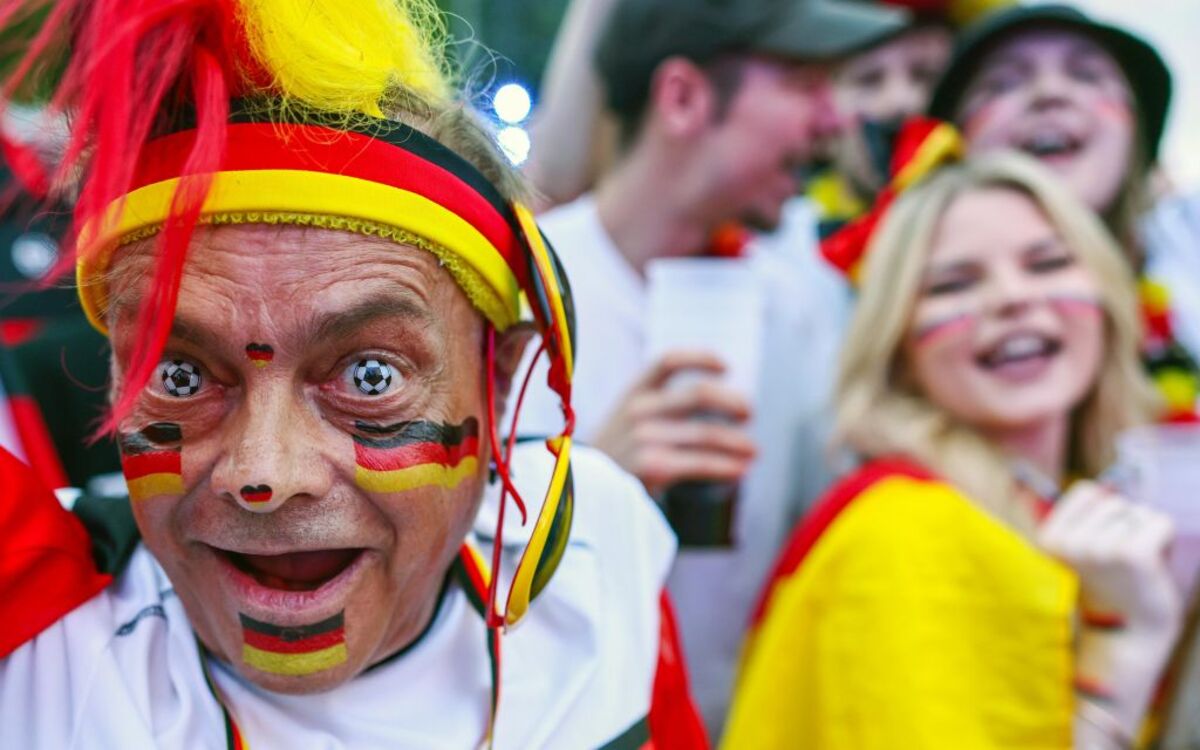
(928, 3, 1200, 423)
(724, 150, 1181, 750)
(515, 0, 908, 734)
(806, 0, 1011, 237)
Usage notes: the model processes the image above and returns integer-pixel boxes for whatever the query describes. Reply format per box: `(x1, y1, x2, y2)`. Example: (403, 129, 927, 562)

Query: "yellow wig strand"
(234, 0, 452, 117)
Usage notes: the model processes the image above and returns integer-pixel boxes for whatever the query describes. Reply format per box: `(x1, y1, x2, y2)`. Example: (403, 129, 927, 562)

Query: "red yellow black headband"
(80, 108, 538, 338)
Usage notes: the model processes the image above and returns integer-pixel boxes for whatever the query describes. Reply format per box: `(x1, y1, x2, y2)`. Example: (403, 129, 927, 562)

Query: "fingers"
(635, 446, 754, 491)
(631, 378, 752, 423)
(636, 350, 727, 391)
(635, 419, 757, 459)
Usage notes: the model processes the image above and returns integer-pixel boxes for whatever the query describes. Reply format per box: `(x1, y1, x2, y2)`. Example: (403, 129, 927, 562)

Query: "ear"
(647, 56, 716, 138)
(491, 321, 538, 419)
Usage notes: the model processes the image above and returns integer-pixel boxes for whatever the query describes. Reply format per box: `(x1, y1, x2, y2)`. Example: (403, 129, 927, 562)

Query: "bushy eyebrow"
(308, 294, 432, 344)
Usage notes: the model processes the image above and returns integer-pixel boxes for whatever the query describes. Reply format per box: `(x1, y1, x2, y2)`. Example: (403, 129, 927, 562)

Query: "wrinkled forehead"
(105, 223, 480, 342)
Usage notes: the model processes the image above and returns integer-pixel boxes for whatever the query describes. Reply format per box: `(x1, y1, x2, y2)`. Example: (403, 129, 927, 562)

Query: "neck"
(986, 414, 1070, 486)
(594, 146, 715, 275)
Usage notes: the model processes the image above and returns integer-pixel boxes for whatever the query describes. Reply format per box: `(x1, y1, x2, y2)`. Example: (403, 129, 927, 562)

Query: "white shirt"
(518, 195, 849, 733)
(1142, 189, 1200, 364)
(0, 443, 676, 749)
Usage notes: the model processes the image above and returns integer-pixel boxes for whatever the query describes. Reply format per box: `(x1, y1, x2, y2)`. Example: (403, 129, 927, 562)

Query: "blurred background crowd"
(4, 0, 1200, 747)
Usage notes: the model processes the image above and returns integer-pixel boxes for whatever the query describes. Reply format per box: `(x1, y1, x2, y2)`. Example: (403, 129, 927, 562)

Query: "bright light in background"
(493, 83, 532, 125)
(1035, 0, 1200, 189)
(497, 126, 531, 165)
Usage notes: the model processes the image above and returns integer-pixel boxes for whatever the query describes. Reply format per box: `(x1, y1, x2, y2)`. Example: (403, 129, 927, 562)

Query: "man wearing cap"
(0, 1, 707, 748)
(515, 0, 907, 733)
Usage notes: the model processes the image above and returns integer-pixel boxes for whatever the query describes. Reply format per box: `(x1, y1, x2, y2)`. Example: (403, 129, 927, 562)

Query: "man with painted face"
(0, 1, 707, 748)
(514, 0, 908, 734)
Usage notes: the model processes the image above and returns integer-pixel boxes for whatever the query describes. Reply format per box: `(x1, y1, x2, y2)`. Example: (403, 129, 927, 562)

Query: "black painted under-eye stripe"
(352, 417, 479, 449)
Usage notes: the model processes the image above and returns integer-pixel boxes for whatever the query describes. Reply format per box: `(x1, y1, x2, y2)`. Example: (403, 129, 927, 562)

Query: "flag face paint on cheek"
(912, 312, 977, 348)
(1049, 294, 1103, 318)
(240, 611, 348, 676)
(352, 417, 480, 493)
(119, 422, 185, 501)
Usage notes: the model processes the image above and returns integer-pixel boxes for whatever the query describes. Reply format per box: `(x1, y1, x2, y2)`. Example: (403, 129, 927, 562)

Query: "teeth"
(999, 335, 1046, 359)
(1024, 131, 1074, 155)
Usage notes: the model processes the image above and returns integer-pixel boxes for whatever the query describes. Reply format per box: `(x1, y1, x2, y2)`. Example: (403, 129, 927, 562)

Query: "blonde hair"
(834, 152, 1158, 528)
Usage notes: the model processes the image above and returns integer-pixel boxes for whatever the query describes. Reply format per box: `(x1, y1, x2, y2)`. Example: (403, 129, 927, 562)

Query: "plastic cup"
(1116, 423, 1200, 595)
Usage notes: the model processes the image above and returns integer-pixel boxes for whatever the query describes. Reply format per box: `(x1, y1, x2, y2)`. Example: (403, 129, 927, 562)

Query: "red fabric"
(748, 457, 933, 628)
(7, 394, 69, 491)
(0, 320, 41, 347)
(648, 591, 709, 750)
(0, 446, 110, 658)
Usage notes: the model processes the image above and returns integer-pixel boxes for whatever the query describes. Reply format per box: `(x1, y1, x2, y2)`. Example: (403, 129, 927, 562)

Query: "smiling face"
(956, 29, 1135, 212)
(107, 225, 523, 693)
(902, 187, 1105, 433)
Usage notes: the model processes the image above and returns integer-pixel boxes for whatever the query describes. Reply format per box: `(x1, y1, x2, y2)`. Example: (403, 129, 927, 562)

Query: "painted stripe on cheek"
(912, 313, 976, 348)
(1049, 294, 1103, 318)
(352, 418, 481, 493)
(119, 422, 183, 502)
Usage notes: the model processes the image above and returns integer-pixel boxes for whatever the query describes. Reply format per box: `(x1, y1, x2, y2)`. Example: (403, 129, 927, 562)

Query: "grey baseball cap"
(596, 0, 910, 116)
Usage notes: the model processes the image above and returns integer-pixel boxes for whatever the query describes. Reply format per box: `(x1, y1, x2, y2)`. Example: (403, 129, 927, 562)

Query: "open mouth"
(223, 548, 365, 592)
(1016, 129, 1085, 162)
(976, 331, 1062, 373)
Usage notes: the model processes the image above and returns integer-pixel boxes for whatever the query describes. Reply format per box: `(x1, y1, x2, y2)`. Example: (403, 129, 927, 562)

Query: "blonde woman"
(722, 153, 1181, 749)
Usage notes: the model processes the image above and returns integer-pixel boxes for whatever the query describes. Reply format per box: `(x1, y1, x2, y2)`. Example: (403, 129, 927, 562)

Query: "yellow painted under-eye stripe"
(242, 642, 348, 675)
(354, 456, 479, 494)
(506, 434, 572, 625)
(77, 170, 522, 332)
(125, 473, 185, 502)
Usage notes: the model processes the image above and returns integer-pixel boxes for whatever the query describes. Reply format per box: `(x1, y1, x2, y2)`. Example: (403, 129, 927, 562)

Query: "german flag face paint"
(245, 343, 274, 368)
(240, 611, 348, 676)
(240, 484, 273, 504)
(119, 422, 184, 501)
(353, 417, 480, 493)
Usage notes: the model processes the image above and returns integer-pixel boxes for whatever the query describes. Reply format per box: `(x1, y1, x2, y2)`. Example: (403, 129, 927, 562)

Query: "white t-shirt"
(518, 195, 850, 733)
(1143, 189, 1200, 365)
(0, 443, 675, 749)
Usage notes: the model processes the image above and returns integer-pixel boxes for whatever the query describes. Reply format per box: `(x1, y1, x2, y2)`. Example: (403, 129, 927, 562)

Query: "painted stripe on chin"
(239, 611, 348, 676)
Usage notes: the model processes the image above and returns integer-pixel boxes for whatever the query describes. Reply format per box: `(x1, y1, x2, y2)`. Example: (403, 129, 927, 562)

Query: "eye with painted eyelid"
(156, 358, 204, 398)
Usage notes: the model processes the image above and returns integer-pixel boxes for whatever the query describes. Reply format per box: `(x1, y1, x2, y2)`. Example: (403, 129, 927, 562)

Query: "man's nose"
(810, 77, 847, 141)
(210, 383, 333, 513)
